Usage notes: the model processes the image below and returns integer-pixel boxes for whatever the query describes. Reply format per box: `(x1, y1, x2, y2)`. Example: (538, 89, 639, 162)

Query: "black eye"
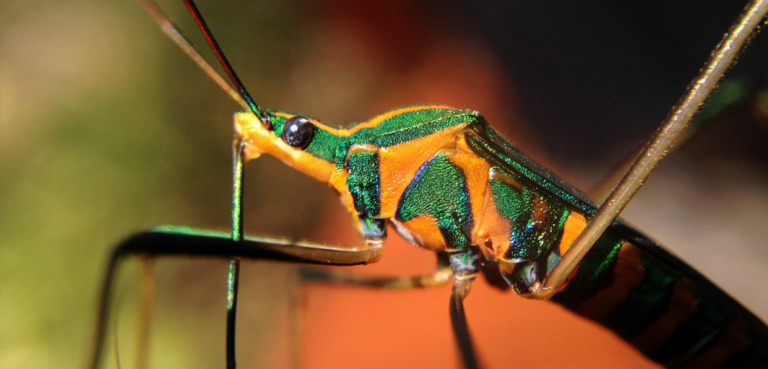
(281, 116, 314, 149)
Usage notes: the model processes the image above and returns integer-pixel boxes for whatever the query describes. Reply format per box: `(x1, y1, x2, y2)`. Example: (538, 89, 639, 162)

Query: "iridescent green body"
(101, 2, 768, 369)
(396, 153, 474, 249)
(464, 116, 767, 367)
(243, 105, 768, 367)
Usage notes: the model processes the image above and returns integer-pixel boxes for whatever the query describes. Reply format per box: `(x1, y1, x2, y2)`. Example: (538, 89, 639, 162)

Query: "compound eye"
(281, 116, 314, 149)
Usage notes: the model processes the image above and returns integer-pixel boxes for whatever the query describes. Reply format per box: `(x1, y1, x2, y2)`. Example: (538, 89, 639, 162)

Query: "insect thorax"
(338, 107, 588, 293)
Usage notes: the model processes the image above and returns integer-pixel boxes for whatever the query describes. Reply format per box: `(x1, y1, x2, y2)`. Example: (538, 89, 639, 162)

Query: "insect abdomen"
(459, 118, 767, 367)
(551, 226, 768, 368)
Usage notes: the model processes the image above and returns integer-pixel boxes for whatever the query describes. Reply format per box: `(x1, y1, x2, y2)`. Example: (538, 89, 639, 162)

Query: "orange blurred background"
(1, 0, 765, 368)
(299, 4, 655, 366)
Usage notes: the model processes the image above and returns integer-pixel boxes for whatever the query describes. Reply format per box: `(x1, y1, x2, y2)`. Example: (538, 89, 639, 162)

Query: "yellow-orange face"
(234, 111, 346, 185)
(234, 106, 482, 219)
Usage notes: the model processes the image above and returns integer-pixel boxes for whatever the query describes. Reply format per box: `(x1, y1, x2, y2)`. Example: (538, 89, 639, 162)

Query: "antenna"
(180, 0, 265, 121)
(135, 0, 266, 122)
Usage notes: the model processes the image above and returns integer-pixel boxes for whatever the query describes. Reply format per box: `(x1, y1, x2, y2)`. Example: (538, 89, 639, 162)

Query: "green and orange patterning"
(236, 106, 577, 259)
(235, 105, 766, 367)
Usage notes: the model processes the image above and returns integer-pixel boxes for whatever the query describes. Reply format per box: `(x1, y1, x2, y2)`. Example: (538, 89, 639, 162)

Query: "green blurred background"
(1, 1, 334, 367)
(1, 0, 766, 368)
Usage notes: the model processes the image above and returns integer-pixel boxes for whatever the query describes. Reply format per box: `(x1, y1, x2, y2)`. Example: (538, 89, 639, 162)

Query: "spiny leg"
(89, 229, 383, 369)
(299, 252, 453, 289)
(298, 216, 452, 290)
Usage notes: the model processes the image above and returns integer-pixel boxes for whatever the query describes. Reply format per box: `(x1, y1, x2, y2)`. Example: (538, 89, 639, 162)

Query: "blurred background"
(1, 0, 766, 368)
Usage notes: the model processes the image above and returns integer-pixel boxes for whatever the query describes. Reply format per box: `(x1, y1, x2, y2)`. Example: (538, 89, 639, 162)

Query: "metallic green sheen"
(464, 127, 595, 216)
(591, 237, 622, 281)
(550, 234, 624, 301)
(334, 108, 479, 169)
(271, 108, 480, 170)
(488, 167, 569, 262)
(346, 152, 381, 216)
(396, 154, 473, 250)
(349, 108, 478, 148)
(263, 109, 766, 368)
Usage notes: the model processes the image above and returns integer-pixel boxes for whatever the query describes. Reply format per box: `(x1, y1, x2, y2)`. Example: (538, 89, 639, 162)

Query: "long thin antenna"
(136, 0, 250, 111)
(181, 0, 265, 121)
(135, 3, 260, 369)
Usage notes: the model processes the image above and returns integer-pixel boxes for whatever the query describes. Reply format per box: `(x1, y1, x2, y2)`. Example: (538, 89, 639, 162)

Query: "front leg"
(300, 252, 453, 289)
(299, 216, 453, 289)
(90, 227, 385, 369)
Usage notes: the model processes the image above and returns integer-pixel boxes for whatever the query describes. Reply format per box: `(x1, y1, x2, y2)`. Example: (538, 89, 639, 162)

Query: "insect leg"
(451, 276, 478, 369)
(226, 139, 246, 369)
(446, 248, 481, 369)
(89, 229, 383, 369)
(300, 252, 453, 289)
(537, 0, 768, 298)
